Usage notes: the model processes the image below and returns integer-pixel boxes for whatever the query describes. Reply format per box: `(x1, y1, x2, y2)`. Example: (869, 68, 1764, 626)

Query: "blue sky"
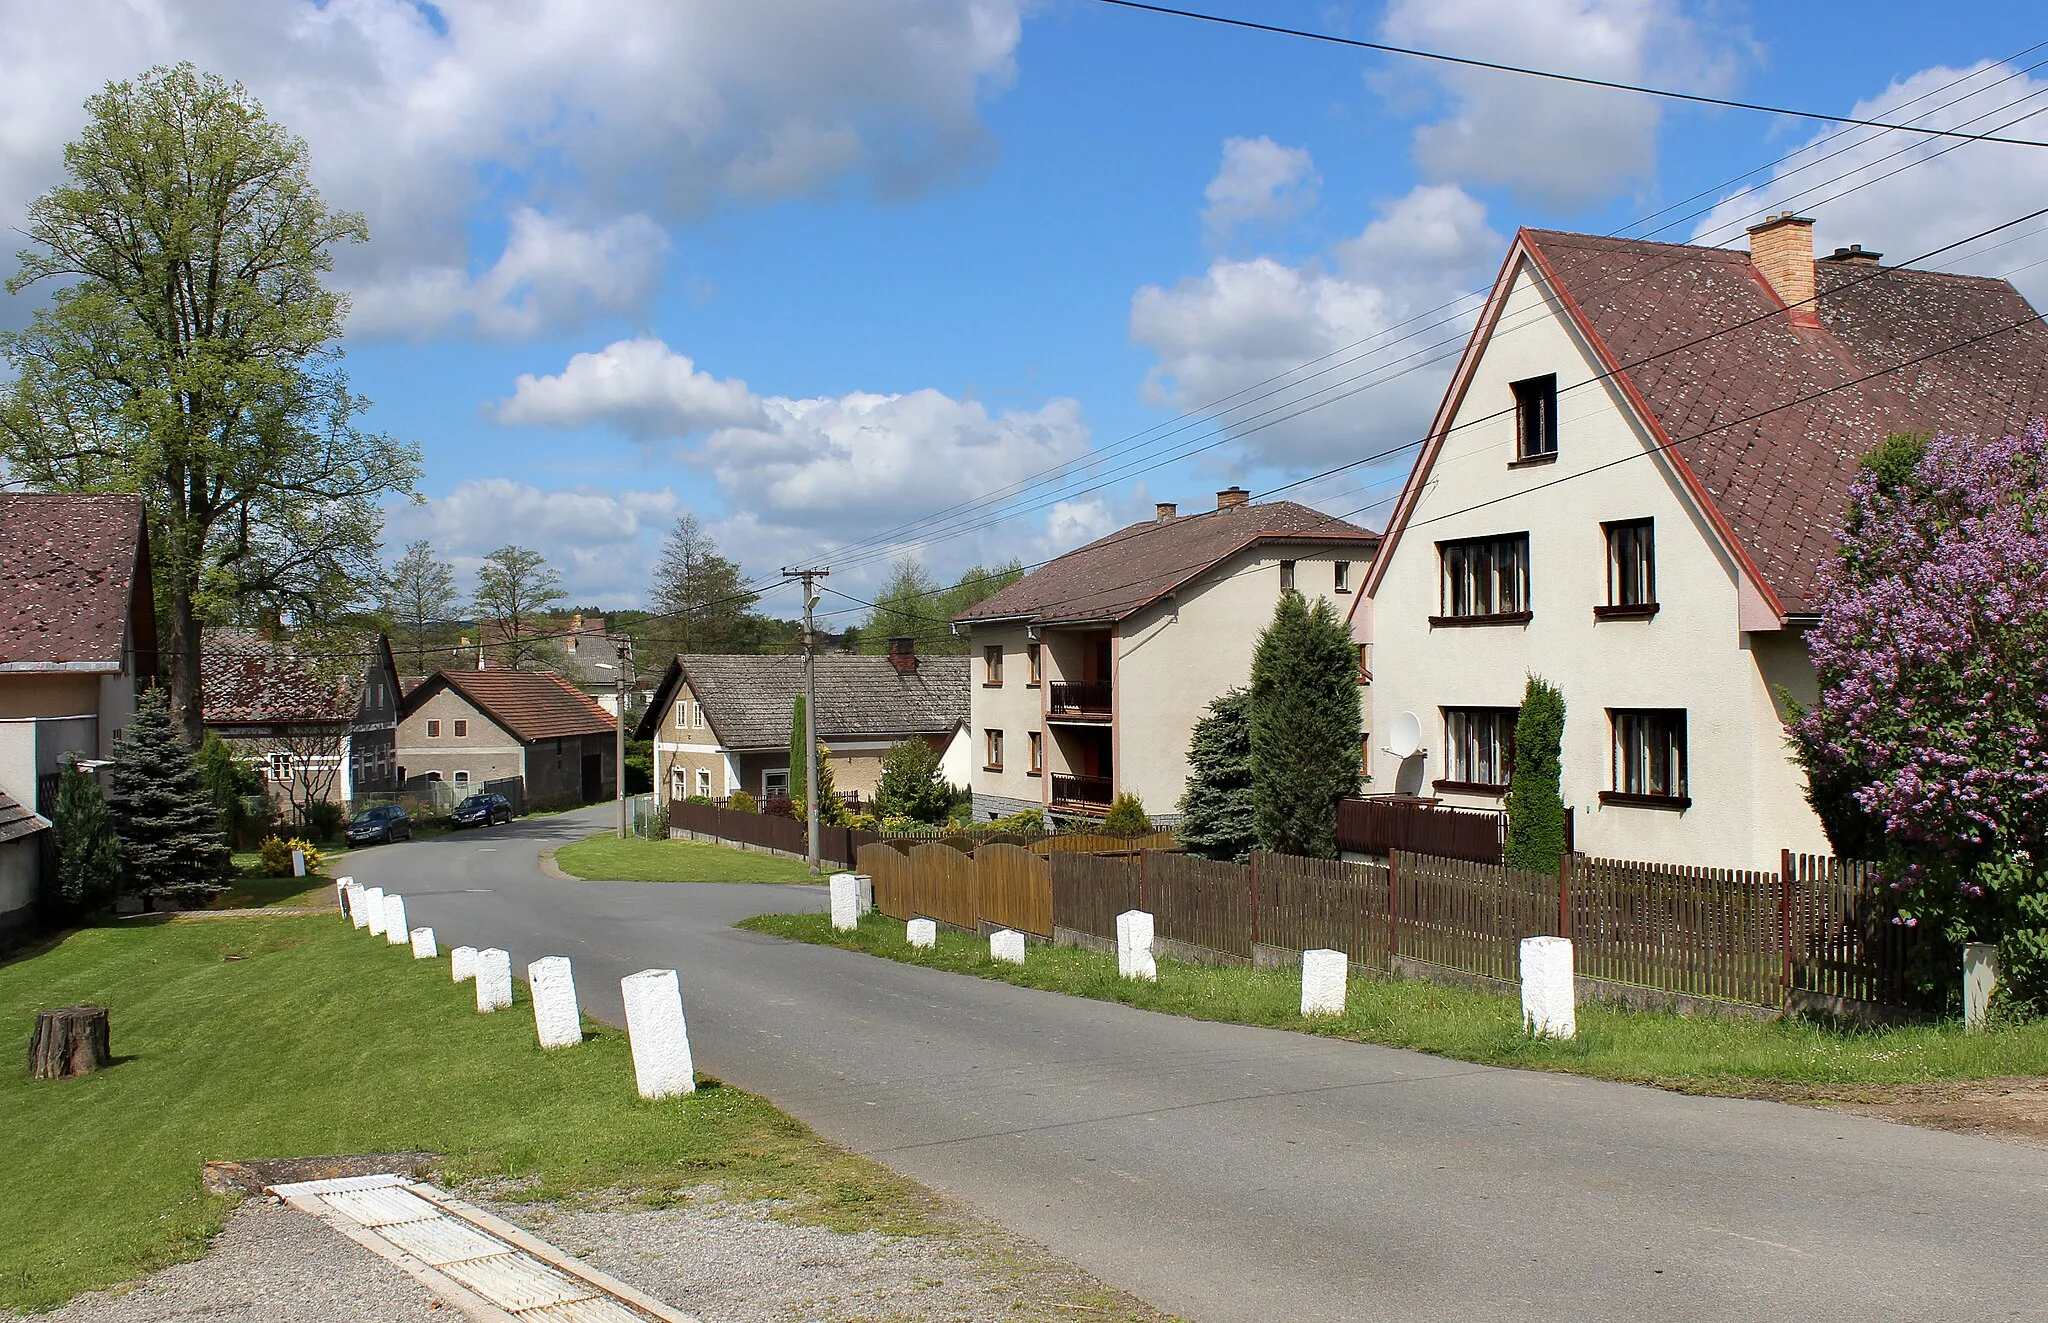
(6, 0, 2047, 619)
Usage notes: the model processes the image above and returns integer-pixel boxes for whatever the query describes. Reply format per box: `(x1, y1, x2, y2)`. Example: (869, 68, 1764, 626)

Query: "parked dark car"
(346, 804, 413, 845)
(451, 793, 514, 829)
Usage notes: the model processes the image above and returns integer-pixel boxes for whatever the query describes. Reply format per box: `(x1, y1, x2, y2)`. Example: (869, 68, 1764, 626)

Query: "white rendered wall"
(966, 626, 1046, 812)
(1364, 260, 1831, 869)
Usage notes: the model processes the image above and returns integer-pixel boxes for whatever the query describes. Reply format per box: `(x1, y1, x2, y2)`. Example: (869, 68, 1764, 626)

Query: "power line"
(1090, 0, 2048, 149)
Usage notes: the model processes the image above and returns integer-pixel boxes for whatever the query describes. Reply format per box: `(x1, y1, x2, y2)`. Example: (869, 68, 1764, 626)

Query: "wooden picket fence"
(861, 840, 1057, 938)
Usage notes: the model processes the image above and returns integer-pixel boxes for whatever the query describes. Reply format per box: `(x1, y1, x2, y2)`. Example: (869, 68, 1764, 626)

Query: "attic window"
(427, 719, 442, 738)
(453, 720, 468, 737)
(1512, 374, 1558, 462)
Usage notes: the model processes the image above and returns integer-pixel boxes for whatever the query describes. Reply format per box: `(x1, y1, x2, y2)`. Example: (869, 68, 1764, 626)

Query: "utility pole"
(615, 635, 633, 840)
(784, 566, 829, 875)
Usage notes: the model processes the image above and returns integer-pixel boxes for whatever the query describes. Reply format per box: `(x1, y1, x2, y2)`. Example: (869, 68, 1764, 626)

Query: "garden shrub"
(727, 790, 759, 814)
(257, 835, 325, 878)
(1102, 792, 1153, 836)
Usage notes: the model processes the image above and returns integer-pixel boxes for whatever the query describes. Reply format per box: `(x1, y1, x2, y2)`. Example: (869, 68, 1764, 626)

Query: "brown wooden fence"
(1337, 796, 1507, 865)
(977, 843, 1054, 937)
(1567, 856, 1781, 1006)
(670, 800, 808, 856)
(1144, 851, 1255, 959)
(1253, 852, 1390, 969)
(861, 842, 914, 920)
(909, 842, 979, 931)
(1049, 852, 1141, 942)
(1787, 853, 1919, 1007)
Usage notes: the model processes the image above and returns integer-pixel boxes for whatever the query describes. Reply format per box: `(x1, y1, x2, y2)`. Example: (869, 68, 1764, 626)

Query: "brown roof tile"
(0, 494, 151, 669)
(637, 652, 968, 748)
(955, 500, 1378, 626)
(201, 629, 355, 726)
(405, 668, 616, 744)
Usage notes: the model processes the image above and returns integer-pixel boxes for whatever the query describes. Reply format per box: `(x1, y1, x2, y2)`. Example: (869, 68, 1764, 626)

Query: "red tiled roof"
(201, 629, 354, 726)
(404, 668, 616, 744)
(1520, 229, 2048, 613)
(956, 500, 1378, 625)
(0, 494, 151, 669)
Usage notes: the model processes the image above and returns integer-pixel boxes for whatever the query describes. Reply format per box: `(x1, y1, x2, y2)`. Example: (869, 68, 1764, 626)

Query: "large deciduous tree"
(382, 540, 459, 674)
(1790, 427, 2048, 1008)
(649, 514, 757, 655)
(863, 556, 1024, 656)
(1248, 590, 1361, 859)
(0, 65, 420, 741)
(472, 545, 566, 670)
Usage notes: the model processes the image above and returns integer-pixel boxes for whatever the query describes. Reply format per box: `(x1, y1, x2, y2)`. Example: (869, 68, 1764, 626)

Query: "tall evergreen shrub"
(1248, 590, 1362, 859)
(788, 695, 808, 808)
(1502, 676, 1568, 874)
(109, 688, 231, 904)
(51, 757, 123, 916)
(1177, 687, 1256, 861)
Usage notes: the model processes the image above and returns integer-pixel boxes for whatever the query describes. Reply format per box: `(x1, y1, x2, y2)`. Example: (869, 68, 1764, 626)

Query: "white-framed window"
(692, 700, 704, 729)
(266, 751, 293, 782)
(696, 768, 712, 797)
(1334, 560, 1351, 593)
(426, 770, 443, 782)
(453, 770, 471, 787)
(764, 769, 790, 799)
(1442, 708, 1517, 791)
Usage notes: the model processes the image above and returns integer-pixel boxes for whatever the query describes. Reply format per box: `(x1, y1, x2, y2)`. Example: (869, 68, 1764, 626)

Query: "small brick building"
(397, 669, 617, 810)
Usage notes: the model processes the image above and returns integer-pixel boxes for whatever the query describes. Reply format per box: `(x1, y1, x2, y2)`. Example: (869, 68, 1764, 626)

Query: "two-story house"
(955, 490, 1379, 823)
(0, 493, 156, 935)
(1360, 214, 2048, 869)
(636, 643, 969, 806)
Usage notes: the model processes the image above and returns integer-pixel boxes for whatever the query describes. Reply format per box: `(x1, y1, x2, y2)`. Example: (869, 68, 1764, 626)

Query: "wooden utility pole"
(784, 567, 829, 875)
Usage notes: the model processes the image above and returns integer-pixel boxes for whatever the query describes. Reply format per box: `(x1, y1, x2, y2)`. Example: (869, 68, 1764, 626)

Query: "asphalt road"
(342, 807, 2048, 1323)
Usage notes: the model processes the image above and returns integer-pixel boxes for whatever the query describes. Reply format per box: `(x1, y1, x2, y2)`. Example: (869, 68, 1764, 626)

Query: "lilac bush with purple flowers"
(1790, 426, 2048, 1010)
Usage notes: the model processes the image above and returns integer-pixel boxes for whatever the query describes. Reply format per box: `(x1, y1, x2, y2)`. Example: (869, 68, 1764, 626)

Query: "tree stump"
(29, 1005, 112, 1081)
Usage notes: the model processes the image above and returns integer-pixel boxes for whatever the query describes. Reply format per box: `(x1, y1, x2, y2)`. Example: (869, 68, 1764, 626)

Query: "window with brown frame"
(1512, 373, 1558, 461)
(1028, 730, 1043, 775)
(1357, 642, 1372, 684)
(1026, 641, 1041, 686)
(1440, 707, 1517, 792)
(453, 719, 468, 737)
(983, 645, 1004, 686)
(427, 719, 442, 737)
(984, 728, 1004, 770)
(1607, 709, 1688, 807)
(1435, 534, 1530, 623)
(1600, 518, 1657, 617)
(1360, 732, 1371, 783)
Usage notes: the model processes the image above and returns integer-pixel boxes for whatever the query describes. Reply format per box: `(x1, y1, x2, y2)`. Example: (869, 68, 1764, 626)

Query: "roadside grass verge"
(553, 834, 815, 884)
(0, 915, 929, 1313)
(210, 874, 334, 909)
(741, 912, 2048, 1094)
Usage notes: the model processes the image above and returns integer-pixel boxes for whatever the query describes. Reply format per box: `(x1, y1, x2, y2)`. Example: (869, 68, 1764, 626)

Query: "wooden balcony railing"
(1048, 680, 1112, 715)
(1051, 773, 1114, 808)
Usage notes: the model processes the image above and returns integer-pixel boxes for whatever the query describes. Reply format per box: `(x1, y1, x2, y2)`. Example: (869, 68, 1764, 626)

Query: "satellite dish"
(1385, 711, 1423, 760)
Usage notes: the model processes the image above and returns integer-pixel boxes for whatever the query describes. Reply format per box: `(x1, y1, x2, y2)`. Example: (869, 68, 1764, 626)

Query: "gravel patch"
(17, 1200, 439, 1323)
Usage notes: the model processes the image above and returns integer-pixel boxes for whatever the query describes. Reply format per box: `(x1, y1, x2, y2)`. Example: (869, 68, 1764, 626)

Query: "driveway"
(341, 808, 2048, 1323)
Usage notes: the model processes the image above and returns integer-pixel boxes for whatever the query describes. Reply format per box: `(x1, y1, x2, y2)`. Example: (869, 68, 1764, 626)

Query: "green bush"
(1102, 792, 1152, 836)
(51, 758, 122, 917)
(1503, 676, 1568, 874)
(727, 790, 759, 814)
(844, 811, 880, 833)
(990, 807, 1045, 835)
(874, 737, 953, 823)
(256, 835, 324, 878)
(683, 794, 714, 806)
(300, 799, 345, 842)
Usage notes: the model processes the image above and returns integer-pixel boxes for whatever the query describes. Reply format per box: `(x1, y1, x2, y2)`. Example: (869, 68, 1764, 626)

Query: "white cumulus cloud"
(1203, 136, 1320, 245)
(496, 338, 765, 438)
(387, 479, 686, 604)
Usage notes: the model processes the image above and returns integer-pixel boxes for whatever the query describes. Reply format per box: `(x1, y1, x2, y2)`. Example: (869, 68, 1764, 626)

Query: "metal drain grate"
(269, 1174, 692, 1322)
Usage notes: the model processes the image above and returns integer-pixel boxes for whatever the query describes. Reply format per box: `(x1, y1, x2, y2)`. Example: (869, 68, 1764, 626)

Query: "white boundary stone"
(292, 848, 307, 877)
(475, 948, 513, 1013)
(621, 968, 696, 1098)
(362, 887, 386, 935)
(383, 895, 409, 945)
(828, 874, 859, 931)
(990, 929, 1026, 965)
(451, 946, 478, 983)
(410, 927, 437, 959)
(1520, 936, 1576, 1040)
(529, 956, 582, 1049)
(1301, 949, 1348, 1017)
(854, 873, 873, 914)
(1964, 943, 1999, 1031)
(1116, 909, 1157, 981)
(344, 882, 368, 927)
(906, 918, 937, 949)
(337, 877, 358, 921)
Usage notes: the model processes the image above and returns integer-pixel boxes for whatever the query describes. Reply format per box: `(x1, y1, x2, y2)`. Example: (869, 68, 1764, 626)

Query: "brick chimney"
(1216, 486, 1250, 510)
(1746, 213, 1819, 326)
(887, 635, 918, 675)
(1155, 502, 1177, 522)
(1821, 244, 1883, 266)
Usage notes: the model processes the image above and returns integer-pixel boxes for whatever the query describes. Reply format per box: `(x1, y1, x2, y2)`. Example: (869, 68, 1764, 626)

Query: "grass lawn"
(210, 874, 335, 909)
(742, 913, 2048, 1095)
(0, 915, 929, 1313)
(553, 834, 816, 884)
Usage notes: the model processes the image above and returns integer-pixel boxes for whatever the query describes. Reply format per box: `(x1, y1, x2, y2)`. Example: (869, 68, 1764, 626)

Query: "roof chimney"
(887, 635, 918, 676)
(1746, 213, 1818, 326)
(1155, 502, 1177, 522)
(1821, 243, 1883, 266)
(1216, 486, 1250, 510)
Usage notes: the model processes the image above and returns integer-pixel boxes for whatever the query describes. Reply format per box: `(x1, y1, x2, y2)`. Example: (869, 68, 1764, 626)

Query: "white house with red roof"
(1358, 214, 2048, 869)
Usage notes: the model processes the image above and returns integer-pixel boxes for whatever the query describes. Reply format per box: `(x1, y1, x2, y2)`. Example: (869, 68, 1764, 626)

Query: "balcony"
(1048, 680, 1112, 720)
(1051, 772, 1114, 809)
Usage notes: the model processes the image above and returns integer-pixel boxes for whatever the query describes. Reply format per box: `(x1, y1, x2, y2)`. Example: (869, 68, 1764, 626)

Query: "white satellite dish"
(1385, 710, 1423, 760)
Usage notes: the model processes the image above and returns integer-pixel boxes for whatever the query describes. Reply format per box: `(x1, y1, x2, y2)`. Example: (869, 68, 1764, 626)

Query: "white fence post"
(1116, 909, 1157, 981)
(990, 929, 1026, 965)
(409, 927, 437, 960)
(362, 887, 387, 936)
(382, 895, 409, 945)
(621, 968, 696, 1098)
(529, 956, 582, 1048)
(1964, 943, 1999, 1031)
(907, 918, 937, 949)
(829, 874, 860, 932)
(451, 946, 478, 983)
(1520, 936, 1576, 1040)
(1300, 949, 1347, 1017)
(475, 948, 513, 1013)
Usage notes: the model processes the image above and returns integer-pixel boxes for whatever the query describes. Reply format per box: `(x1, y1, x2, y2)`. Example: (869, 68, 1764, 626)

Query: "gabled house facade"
(1359, 215, 2048, 869)
(956, 491, 1379, 823)
(636, 644, 969, 807)
(398, 668, 617, 810)
(0, 493, 156, 936)
(201, 629, 402, 820)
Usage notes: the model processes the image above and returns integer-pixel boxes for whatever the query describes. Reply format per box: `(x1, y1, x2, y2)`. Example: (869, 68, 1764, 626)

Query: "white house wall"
(1366, 259, 1830, 870)
(968, 625, 1044, 816)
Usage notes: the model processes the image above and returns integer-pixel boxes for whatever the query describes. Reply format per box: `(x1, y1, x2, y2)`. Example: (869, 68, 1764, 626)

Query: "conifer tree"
(51, 757, 123, 915)
(1248, 590, 1361, 859)
(788, 695, 808, 807)
(875, 737, 953, 823)
(1102, 792, 1153, 836)
(109, 688, 232, 904)
(1503, 676, 1568, 874)
(1177, 687, 1256, 861)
